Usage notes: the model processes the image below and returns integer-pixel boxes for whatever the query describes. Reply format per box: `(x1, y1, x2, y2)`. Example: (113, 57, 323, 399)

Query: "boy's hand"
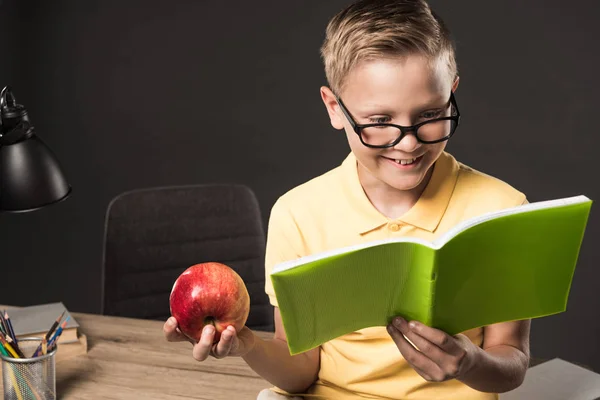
(387, 317, 479, 382)
(163, 317, 255, 361)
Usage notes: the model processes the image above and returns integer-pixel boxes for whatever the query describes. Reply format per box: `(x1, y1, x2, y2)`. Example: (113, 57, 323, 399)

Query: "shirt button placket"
(388, 222, 400, 232)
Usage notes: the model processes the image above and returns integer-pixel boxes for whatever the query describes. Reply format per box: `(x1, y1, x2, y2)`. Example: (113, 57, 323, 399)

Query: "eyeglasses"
(336, 92, 461, 148)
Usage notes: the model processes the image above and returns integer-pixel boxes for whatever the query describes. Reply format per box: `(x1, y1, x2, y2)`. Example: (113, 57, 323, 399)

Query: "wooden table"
(0, 311, 273, 399)
(1, 309, 577, 400)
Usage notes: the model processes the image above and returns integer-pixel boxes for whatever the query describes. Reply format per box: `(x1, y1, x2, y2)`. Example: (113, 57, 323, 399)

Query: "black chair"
(100, 184, 274, 332)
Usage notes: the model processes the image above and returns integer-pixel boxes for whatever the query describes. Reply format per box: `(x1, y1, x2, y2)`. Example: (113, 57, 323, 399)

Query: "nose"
(393, 129, 420, 153)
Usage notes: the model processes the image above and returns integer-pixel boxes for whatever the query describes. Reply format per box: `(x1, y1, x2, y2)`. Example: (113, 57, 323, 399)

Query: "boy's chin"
(382, 175, 428, 192)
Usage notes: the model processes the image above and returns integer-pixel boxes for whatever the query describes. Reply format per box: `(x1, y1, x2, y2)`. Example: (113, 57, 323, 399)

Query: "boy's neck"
(357, 164, 434, 220)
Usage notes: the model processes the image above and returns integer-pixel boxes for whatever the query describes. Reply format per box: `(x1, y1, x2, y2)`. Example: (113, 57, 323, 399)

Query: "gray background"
(1, 0, 598, 370)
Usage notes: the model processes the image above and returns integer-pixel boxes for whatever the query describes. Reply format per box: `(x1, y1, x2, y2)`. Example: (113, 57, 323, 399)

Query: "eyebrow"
(352, 97, 449, 117)
(355, 104, 397, 116)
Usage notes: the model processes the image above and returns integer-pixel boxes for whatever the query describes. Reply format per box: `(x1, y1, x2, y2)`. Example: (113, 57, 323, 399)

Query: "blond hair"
(320, 0, 457, 95)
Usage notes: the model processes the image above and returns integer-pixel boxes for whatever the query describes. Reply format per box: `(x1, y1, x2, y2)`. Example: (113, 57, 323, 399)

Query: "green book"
(270, 195, 593, 355)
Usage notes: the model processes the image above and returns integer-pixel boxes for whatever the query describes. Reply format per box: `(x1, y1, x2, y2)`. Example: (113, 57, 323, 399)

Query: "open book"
(270, 195, 593, 355)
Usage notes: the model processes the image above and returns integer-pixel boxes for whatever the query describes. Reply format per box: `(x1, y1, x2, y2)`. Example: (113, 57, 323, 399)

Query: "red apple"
(169, 262, 250, 343)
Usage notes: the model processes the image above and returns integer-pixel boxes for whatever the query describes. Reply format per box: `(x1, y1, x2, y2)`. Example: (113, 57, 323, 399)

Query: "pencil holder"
(0, 337, 57, 400)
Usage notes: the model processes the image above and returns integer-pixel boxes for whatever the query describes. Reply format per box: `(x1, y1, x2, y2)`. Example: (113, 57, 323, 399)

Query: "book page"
(271, 236, 434, 274)
(434, 195, 590, 248)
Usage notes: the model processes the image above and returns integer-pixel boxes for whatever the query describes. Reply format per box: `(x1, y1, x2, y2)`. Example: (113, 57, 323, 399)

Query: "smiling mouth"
(383, 155, 424, 166)
(395, 158, 416, 165)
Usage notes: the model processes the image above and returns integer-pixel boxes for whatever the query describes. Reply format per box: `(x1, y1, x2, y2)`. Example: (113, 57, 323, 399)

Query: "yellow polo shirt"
(264, 151, 527, 400)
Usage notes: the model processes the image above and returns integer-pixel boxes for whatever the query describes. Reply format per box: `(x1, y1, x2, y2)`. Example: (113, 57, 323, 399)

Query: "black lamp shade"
(0, 86, 71, 212)
(0, 134, 71, 212)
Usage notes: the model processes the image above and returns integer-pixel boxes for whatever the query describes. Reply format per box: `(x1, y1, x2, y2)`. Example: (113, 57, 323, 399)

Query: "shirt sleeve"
(264, 197, 306, 308)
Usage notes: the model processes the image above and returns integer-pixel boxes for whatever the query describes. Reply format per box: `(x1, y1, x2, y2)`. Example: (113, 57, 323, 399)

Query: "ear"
(320, 86, 345, 130)
(451, 76, 460, 93)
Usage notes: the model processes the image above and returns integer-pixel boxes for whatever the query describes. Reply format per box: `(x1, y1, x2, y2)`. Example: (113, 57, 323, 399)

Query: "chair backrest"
(101, 184, 274, 331)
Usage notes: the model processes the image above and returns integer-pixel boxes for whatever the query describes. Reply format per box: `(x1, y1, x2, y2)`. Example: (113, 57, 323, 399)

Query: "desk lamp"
(0, 86, 70, 212)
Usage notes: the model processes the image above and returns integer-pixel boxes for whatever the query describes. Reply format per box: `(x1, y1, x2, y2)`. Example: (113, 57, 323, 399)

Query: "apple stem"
(204, 316, 216, 327)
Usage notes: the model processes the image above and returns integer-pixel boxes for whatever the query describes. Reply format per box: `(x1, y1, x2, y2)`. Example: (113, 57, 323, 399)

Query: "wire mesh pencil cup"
(0, 337, 57, 400)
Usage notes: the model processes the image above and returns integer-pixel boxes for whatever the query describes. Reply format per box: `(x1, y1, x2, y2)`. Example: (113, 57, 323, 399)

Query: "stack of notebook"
(6, 302, 87, 362)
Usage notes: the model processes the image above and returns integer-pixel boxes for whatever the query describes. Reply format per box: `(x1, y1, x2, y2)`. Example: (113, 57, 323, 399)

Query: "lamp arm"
(0, 86, 14, 131)
(0, 86, 5, 134)
(0, 86, 34, 145)
(0, 86, 16, 109)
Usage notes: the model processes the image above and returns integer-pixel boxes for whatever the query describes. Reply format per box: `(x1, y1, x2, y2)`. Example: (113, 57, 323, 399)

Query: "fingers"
(407, 320, 463, 356)
(388, 317, 473, 382)
(190, 325, 252, 361)
(412, 364, 435, 382)
(165, 318, 243, 362)
(393, 320, 448, 366)
(386, 323, 442, 380)
(163, 317, 191, 342)
(211, 326, 236, 358)
(192, 325, 216, 361)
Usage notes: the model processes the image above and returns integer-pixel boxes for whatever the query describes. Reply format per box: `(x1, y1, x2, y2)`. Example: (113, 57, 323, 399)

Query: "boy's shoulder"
(275, 161, 345, 211)
(453, 156, 527, 206)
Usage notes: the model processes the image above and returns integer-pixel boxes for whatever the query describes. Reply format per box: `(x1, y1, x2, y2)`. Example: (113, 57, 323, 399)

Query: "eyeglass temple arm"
(334, 96, 360, 130)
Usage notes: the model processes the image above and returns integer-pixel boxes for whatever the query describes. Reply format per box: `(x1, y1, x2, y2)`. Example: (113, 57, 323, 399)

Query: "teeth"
(395, 158, 416, 165)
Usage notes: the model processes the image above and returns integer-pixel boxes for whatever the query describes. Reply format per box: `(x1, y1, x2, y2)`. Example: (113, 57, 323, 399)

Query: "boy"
(164, 0, 531, 398)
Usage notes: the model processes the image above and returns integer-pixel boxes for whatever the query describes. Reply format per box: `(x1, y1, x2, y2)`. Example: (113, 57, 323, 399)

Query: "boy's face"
(321, 55, 459, 193)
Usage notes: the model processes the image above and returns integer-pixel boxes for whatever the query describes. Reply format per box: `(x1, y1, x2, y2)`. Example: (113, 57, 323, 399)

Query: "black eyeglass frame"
(335, 92, 461, 148)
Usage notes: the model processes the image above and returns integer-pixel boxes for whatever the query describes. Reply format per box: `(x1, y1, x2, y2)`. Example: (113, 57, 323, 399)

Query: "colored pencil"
(0, 310, 10, 337)
(47, 316, 70, 350)
(45, 310, 66, 341)
(6, 336, 25, 358)
(32, 312, 67, 357)
(4, 311, 24, 357)
(6, 365, 24, 400)
(0, 338, 7, 356)
(0, 341, 36, 400)
(0, 311, 22, 355)
(34, 316, 69, 357)
(0, 315, 52, 400)
(0, 334, 19, 358)
(0, 312, 6, 335)
(4, 311, 18, 344)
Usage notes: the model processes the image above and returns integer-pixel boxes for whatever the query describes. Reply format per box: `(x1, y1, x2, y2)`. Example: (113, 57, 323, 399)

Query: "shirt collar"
(339, 151, 459, 235)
